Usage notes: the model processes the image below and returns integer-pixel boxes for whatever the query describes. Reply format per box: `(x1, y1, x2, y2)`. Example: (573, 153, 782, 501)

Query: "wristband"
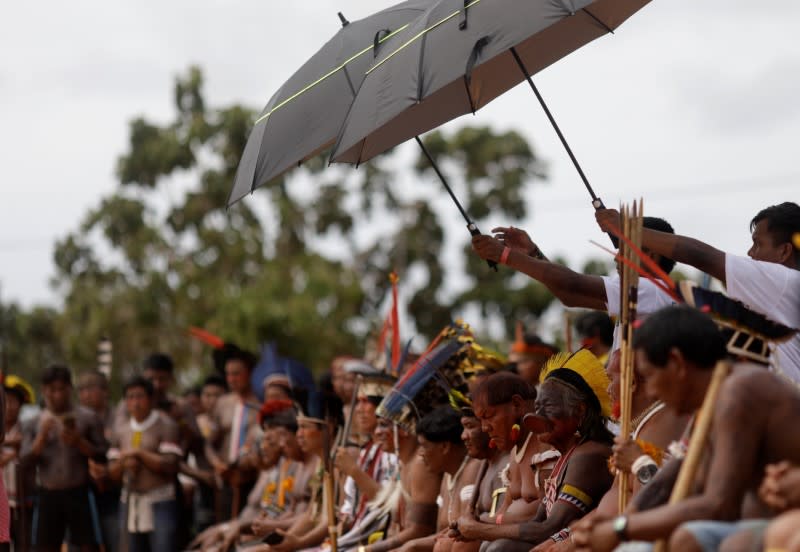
(631, 454, 657, 476)
(499, 247, 511, 265)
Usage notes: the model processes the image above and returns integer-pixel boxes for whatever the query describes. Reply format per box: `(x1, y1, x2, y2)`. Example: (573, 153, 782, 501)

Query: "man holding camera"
(20, 364, 108, 552)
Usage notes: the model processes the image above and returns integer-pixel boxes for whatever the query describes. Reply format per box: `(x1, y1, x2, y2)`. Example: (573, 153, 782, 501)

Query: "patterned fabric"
(543, 445, 577, 517)
(556, 483, 593, 514)
(0, 475, 9, 542)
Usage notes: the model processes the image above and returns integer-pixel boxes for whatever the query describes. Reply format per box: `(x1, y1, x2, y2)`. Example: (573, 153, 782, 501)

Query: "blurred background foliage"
(0, 66, 618, 390)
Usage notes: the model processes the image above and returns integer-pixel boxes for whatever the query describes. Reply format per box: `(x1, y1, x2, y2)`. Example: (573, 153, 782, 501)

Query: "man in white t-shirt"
(596, 201, 800, 382)
(471, 218, 677, 353)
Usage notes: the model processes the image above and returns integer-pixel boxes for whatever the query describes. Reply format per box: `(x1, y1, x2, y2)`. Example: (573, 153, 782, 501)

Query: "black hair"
(540, 378, 614, 445)
(41, 364, 72, 387)
(202, 374, 228, 391)
(472, 372, 535, 408)
(416, 405, 464, 444)
(633, 305, 727, 369)
(224, 347, 258, 372)
(574, 311, 614, 346)
(143, 353, 174, 374)
(523, 334, 559, 354)
(751, 202, 800, 256)
(4, 386, 27, 405)
(183, 386, 201, 398)
(123, 375, 155, 398)
(77, 371, 109, 391)
(263, 409, 299, 433)
(643, 216, 676, 274)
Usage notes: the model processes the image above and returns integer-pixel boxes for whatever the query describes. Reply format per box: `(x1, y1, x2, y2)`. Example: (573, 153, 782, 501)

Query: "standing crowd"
(0, 201, 798, 552)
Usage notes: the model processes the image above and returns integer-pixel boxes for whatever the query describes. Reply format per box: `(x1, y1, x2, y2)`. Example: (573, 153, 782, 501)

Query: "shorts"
(679, 519, 769, 552)
(32, 485, 101, 547)
(613, 519, 770, 552)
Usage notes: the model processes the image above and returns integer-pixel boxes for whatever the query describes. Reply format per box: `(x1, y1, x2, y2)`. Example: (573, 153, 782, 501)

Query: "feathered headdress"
(344, 359, 397, 400)
(377, 320, 504, 431)
(677, 280, 796, 364)
(539, 349, 612, 418)
(4, 374, 35, 405)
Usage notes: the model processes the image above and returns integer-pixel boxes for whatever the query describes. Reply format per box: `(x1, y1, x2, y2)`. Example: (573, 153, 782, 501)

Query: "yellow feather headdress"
(539, 349, 612, 418)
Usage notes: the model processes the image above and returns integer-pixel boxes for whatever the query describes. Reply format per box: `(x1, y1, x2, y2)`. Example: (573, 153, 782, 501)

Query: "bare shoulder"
(461, 458, 481, 483)
(716, 364, 793, 417)
(568, 442, 613, 480)
(574, 440, 612, 459)
(409, 455, 444, 502)
(564, 442, 614, 499)
(639, 407, 689, 449)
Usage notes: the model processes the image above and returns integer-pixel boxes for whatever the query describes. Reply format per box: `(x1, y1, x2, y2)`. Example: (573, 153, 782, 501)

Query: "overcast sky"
(1, 0, 798, 309)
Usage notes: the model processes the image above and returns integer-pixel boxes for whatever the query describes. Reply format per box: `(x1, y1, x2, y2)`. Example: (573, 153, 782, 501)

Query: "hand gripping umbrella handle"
(468, 223, 498, 271)
(591, 197, 620, 248)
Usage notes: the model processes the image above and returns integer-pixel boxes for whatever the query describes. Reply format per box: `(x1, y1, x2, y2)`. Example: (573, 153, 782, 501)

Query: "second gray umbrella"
(227, 0, 431, 207)
(330, 0, 651, 214)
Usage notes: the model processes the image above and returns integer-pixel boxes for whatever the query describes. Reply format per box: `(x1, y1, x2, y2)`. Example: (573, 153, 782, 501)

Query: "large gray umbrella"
(330, 0, 650, 222)
(227, 0, 431, 207)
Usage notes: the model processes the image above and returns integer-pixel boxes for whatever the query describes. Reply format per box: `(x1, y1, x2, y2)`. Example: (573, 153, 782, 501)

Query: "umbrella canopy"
(227, 0, 431, 206)
(331, 0, 649, 165)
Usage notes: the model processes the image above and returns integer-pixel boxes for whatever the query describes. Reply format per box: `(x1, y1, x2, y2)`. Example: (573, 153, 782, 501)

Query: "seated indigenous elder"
(454, 352, 614, 551)
(395, 406, 480, 552)
(571, 306, 800, 552)
(249, 391, 344, 552)
(453, 390, 510, 528)
(464, 372, 549, 528)
(189, 400, 303, 551)
(531, 352, 688, 552)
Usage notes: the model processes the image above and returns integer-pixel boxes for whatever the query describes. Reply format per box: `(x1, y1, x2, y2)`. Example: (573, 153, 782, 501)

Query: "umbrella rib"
(253, 23, 411, 126)
(366, 0, 484, 76)
(509, 47, 598, 203)
(581, 8, 614, 34)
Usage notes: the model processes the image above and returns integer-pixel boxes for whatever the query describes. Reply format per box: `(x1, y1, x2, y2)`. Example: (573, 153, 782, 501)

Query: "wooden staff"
(322, 424, 339, 552)
(653, 360, 731, 551)
(618, 200, 642, 513)
(564, 311, 573, 353)
(334, 376, 361, 507)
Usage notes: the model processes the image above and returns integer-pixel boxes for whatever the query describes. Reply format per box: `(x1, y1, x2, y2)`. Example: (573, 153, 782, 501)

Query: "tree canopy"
(6, 66, 563, 386)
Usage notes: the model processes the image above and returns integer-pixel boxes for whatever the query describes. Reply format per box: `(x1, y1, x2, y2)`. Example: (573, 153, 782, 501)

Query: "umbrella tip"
(338, 12, 350, 27)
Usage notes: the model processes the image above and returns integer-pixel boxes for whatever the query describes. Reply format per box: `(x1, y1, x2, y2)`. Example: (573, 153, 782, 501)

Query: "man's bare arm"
(472, 235, 608, 309)
(630, 458, 680, 513)
(596, 209, 726, 283)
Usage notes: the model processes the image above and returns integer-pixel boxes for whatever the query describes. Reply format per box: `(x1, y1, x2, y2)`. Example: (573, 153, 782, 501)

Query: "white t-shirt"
(725, 254, 800, 383)
(602, 275, 676, 354)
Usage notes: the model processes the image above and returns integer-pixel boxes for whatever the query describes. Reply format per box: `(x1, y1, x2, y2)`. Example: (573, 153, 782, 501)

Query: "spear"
(322, 420, 340, 552)
(618, 200, 642, 513)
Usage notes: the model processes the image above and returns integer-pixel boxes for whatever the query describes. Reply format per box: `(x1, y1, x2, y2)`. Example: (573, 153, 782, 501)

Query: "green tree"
(50, 66, 555, 383)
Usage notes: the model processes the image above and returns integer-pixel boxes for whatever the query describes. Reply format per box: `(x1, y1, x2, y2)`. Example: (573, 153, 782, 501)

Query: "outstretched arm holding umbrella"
(471, 228, 608, 310)
(472, 216, 678, 325)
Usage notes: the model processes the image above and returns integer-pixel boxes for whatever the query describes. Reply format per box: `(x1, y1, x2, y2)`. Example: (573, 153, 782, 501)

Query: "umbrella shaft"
(414, 136, 497, 271)
(414, 136, 473, 226)
(509, 48, 598, 202)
